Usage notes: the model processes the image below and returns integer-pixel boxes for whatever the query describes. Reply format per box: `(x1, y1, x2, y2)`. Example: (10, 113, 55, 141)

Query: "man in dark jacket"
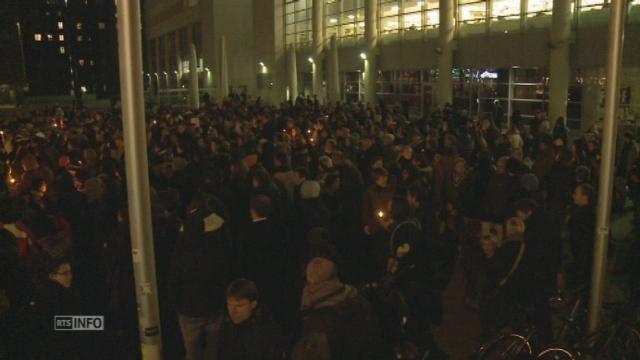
(29, 256, 84, 360)
(293, 257, 386, 360)
(240, 195, 291, 327)
(387, 197, 448, 359)
(210, 279, 284, 360)
(568, 184, 595, 294)
(169, 195, 233, 360)
(514, 199, 562, 346)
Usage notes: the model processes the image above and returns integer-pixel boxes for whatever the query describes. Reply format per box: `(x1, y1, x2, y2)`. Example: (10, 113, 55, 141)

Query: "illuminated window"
(59, 46, 65, 54)
(492, 0, 520, 20)
(79, 59, 85, 66)
(59, 34, 64, 41)
(285, 0, 312, 46)
(459, 0, 487, 23)
(403, 0, 423, 30)
(76, 22, 82, 30)
(58, 21, 64, 29)
(424, 0, 440, 27)
(77, 35, 83, 41)
(98, 22, 106, 29)
(580, 0, 605, 11)
(325, 0, 364, 40)
(47, 34, 54, 41)
(527, 0, 553, 15)
(34, 33, 42, 41)
(380, 0, 400, 33)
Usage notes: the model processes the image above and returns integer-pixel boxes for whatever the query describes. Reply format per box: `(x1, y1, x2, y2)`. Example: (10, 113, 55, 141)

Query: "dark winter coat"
(168, 211, 233, 318)
(295, 285, 385, 360)
(482, 173, 519, 222)
(215, 314, 284, 360)
(29, 279, 84, 360)
(362, 183, 395, 235)
(568, 205, 595, 285)
(240, 219, 291, 322)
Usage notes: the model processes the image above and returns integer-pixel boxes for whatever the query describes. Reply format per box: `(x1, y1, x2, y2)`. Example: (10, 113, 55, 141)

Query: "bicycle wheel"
(477, 334, 533, 360)
(537, 347, 575, 360)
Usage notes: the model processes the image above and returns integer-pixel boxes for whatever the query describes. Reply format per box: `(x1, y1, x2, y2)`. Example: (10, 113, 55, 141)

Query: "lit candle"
(307, 129, 311, 134)
(377, 210, 385, 219)
(9, 177, 16, 185)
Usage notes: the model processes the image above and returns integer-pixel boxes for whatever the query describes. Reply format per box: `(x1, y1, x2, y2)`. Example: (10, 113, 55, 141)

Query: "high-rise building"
(21, 0, 119, 99)
(0, 0, 26, 105)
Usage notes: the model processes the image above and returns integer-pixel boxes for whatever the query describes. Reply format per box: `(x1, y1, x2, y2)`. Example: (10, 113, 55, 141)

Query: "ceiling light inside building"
(348, 14, 355, 19)
(308, 57, 314, 63)
(360, 52, 367, 60)
(329, 18, 338, 23)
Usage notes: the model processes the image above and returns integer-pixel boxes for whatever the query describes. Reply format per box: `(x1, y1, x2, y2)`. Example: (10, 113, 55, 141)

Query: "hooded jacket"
(296, 281, 385, 360)
(169, 210, 233, 318)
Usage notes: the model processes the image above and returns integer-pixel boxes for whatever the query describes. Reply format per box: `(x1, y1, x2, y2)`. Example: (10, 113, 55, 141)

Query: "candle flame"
(377, 210, 385, 218)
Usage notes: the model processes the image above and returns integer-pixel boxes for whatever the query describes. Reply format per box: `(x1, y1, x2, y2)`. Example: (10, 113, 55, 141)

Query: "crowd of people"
(1, 93, 639, 360)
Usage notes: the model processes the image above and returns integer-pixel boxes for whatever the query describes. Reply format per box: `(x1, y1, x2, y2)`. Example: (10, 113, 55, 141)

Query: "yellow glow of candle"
(377, 210, 385, 219)
(9, 177, 16, 184)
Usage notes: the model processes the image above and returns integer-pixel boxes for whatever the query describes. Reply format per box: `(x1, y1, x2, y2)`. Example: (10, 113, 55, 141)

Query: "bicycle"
(475, 292, 581, 360)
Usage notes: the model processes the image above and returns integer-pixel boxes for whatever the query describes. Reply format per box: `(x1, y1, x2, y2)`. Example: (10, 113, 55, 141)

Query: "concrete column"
(437, 0, 454, 107)
(164, 35, 171, 88)
(364, 0, 378, 107)
(328, 36, 341, 104)
(175, 32, 182, 86)
(218, 35, 229, 101)
(189, 44, 200, 109)
(548, 0, 572, 125)
(581, 68, 603, 131)
(288, 44, 299, 101)
(312, 0, 325, 102)
(154, 38, 161, 89)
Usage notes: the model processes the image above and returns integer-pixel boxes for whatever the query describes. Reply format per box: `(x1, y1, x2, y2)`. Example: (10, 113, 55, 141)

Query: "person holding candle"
(362, 167, 395, 237)
(386, 196, 448, 360)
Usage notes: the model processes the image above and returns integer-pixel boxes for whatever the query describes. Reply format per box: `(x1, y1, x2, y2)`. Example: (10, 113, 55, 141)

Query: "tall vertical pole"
(328, 36, 341, 105)
(189, 44, 200, 109)
(437, 0, 454, 107)
(364, 0, 378, 107)
(115, 1, 163, 359)
(548, 0, 572, 125)
(588, 0, 628, 334)
(312, 0, 325, 102)
(219, 35, 229, 101)
(16, 22, 27, 89)
(288, 44, 298, 101)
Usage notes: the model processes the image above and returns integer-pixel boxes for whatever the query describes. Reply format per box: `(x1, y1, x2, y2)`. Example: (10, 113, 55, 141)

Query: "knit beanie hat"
(520, 173, 539, 192)
(300, 180, 321, 199)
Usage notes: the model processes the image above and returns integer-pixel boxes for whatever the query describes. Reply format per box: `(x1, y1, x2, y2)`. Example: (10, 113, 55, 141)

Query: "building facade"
(144, 0, 640, 130)
(21, 0, 119, 99)
(0, 0, 25, 106)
